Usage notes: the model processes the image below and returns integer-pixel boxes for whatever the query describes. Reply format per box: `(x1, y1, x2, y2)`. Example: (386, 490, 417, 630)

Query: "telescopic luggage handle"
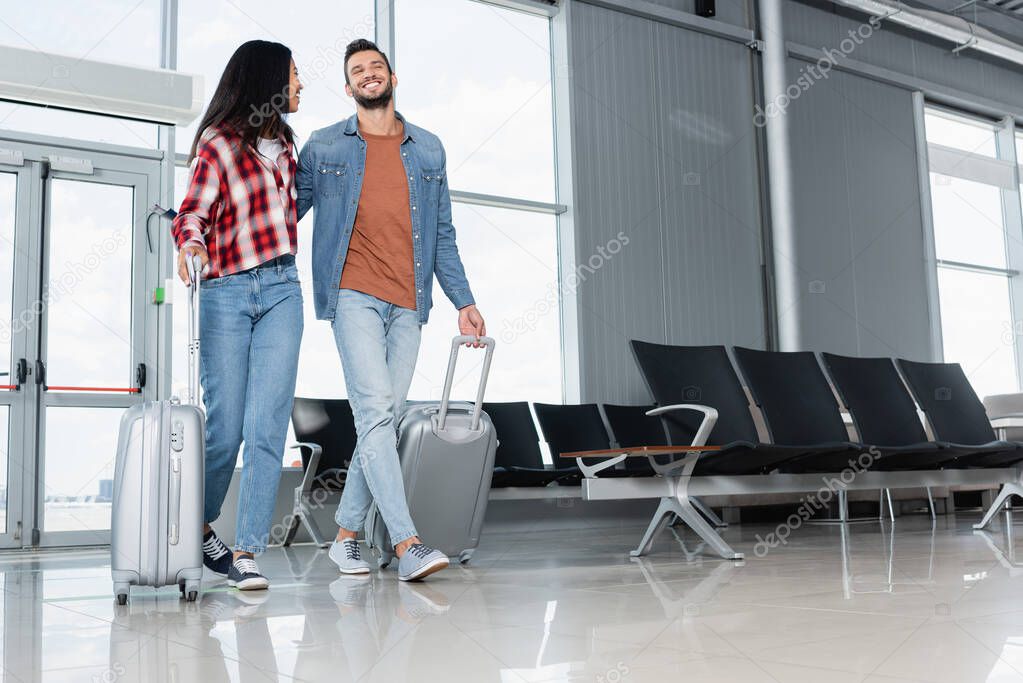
(437, 336, 495, 431)
(185, 254, 202, 407)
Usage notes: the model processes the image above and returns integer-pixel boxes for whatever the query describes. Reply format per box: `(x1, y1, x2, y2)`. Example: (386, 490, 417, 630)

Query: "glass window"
(0, 174, 16, 382)
(924, 109, 999, 158)
(46, 179, 134, 389)
(0, 0, 160, 67)
(395, 0, 556, 202)
(928, 173, 1007, 269)
(0, 103, 159, 149)
(175, 0, 374, 155)
(936, 267, 1017, 398)
(408, 205, 562, 404)
(925, 105, 1019, 398)
(43, 407, 122, 533)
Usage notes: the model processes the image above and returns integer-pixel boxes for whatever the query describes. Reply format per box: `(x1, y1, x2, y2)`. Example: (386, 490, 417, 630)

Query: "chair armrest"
(574, 454, 628, 478)
(290, 442, 323, 494)
(645, 404, 719, 476)
(646, 404, 718, 447)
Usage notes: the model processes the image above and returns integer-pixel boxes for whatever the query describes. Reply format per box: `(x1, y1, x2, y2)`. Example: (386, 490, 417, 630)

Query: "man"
(296, 39, 486, 582)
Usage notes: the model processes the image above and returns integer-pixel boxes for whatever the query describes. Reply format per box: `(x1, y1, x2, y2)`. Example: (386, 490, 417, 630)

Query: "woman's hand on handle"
(458, 305, 486, 348)
(177, 243, 209, 285)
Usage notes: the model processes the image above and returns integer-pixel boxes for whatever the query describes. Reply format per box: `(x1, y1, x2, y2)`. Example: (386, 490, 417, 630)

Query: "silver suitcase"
(368, 335, 497, 568)
(111, 256, 204, 604)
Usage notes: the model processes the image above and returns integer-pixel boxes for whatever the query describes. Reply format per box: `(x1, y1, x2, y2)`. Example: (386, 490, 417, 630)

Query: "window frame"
(917, 97, 1023, 393)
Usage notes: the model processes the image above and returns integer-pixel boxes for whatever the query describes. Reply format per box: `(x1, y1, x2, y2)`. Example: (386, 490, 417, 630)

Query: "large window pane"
(0, 104, 159, 149)
(929, 173, 1008, 269)
(175, 0, 374, 155)
(43, 407, 122, 533)
(409, 205, 561, 404)
(0, 1, 160, 67)
(924, 109, 998, 158)
(395, 0, 556, 202)
(0, 174, 15, 382)
(46, 180, 134, 389)
(936, 267, 1017, 399)
(0, 408, 9, 534)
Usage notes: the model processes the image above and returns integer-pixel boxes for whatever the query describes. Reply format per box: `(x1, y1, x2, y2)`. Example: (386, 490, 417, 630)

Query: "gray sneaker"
(329, 539, 371, 575)
(397, 543, 449, 582)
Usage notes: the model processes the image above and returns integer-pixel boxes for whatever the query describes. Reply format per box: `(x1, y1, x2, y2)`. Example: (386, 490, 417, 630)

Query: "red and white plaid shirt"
(172, 126, 298, 278)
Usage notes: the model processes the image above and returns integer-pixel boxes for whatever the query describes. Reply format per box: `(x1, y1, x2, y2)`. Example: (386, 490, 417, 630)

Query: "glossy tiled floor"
(7, 512, 1023, 682)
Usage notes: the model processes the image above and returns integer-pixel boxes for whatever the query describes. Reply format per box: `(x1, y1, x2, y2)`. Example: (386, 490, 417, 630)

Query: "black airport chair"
(286, 398, 358, 547)
(483, 401, 573, 487)
(895, 359, 1023, 468)
(629, 341, 815, 475)
(533, 402, 632, 481)
(602, 404, 662, 476)
(731, 347, 942, 473)
(819, 353, 966, 470)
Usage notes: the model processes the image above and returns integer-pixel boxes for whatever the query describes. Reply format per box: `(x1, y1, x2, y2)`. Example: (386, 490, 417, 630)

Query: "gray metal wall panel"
(570, 1, 766, 403)
(644, 0, 752, 28)
(785, 60, 934, 357)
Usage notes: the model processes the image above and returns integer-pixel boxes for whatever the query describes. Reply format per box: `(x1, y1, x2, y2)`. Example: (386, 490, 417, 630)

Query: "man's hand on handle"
(177, 243, 209, 285)
(458, 305, 486, 348)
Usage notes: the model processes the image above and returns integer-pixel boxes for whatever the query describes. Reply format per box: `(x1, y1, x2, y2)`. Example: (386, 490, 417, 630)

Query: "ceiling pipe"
(827, 0, 1023, 68)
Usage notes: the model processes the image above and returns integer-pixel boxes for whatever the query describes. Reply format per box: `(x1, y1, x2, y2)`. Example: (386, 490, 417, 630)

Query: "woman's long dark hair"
(188, 40, 296, 161)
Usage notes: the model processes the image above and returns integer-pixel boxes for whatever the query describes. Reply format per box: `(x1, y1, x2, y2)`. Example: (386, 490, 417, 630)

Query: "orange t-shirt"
(339, 129, 416, 310)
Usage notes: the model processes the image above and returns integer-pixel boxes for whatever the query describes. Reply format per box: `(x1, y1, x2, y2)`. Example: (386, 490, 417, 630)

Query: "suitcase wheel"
(458, 550, 473, 565)
(116, 593, 128, 606)
(378, 554, 392, 570)
(186, 590, 199, 602)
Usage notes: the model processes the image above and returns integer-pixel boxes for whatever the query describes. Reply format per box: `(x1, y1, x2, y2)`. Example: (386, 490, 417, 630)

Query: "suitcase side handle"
(168, 453, 182, 545)
(185, 255, 202, 407)
(437, 336, 496, 431)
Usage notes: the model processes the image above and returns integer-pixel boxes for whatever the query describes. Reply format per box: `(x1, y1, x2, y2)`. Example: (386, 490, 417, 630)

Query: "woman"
(172, 40, 304, 590)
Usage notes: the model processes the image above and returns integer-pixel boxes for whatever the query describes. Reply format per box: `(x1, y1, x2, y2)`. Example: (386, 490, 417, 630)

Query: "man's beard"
(353, 79, 394, 110)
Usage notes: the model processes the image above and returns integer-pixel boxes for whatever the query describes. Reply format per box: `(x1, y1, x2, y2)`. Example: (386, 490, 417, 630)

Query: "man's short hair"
(343, 39, 393, 84)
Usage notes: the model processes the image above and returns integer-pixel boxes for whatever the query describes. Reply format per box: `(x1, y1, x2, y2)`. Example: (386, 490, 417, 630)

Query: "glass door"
(0, 134, 162, 548)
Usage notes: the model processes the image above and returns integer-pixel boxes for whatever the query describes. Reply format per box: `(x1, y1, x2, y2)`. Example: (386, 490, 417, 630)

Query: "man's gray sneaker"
(330, 539, 371, 575)
(397, 543, 449, 582)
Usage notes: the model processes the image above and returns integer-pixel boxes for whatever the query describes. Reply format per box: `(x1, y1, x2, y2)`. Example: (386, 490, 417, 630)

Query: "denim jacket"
(296, 112, 475, 324)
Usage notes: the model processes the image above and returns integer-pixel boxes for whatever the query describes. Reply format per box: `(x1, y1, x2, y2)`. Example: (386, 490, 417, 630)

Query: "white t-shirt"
(257, 137, 285, 168)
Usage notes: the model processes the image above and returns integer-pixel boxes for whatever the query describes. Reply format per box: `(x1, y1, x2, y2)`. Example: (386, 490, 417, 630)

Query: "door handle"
(34, 360, 45, 388)
(15, 359, 26, 390)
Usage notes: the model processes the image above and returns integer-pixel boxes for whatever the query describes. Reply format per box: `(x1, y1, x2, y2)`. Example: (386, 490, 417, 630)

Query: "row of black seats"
(630, 340, 1023, 474)
(289, 341, 1023, 495)
(290, 397, 673, 489)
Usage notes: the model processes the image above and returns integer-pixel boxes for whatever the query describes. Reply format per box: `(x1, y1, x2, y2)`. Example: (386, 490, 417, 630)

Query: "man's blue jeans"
(332, 288, 421, 545)
(200, 255, 303, 553)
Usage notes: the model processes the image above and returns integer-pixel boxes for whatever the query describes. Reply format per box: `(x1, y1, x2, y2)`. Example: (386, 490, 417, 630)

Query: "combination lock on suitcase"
(111, 255, 205, 604)
(368, 335, 498, 568)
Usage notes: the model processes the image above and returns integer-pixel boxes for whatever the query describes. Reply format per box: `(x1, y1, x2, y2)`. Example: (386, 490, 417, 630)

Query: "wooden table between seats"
(560, 445, 721, 458)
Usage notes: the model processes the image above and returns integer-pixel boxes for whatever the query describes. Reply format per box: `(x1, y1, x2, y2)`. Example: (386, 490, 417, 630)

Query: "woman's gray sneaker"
(329, 539, 371, 574)
(397, 543, 449, 582)
(227, 556, 269, 591)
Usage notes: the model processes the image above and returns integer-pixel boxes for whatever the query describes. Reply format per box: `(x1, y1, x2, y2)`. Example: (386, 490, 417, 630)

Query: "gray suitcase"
(368, 335, 497, 568)
(111, 256, 204, 604)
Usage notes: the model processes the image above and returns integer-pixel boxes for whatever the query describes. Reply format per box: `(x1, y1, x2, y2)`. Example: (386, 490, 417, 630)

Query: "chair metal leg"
(691, 496, 727, 529)
(974, 482, 1023, 530)
(282, 511, 301, 547)
(675, 492, 744, 560)
(926, 487, 936, 520)
(300, 506, 330, 548)
(630, 498, 676, 558)
(885, 489, 896, 521)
